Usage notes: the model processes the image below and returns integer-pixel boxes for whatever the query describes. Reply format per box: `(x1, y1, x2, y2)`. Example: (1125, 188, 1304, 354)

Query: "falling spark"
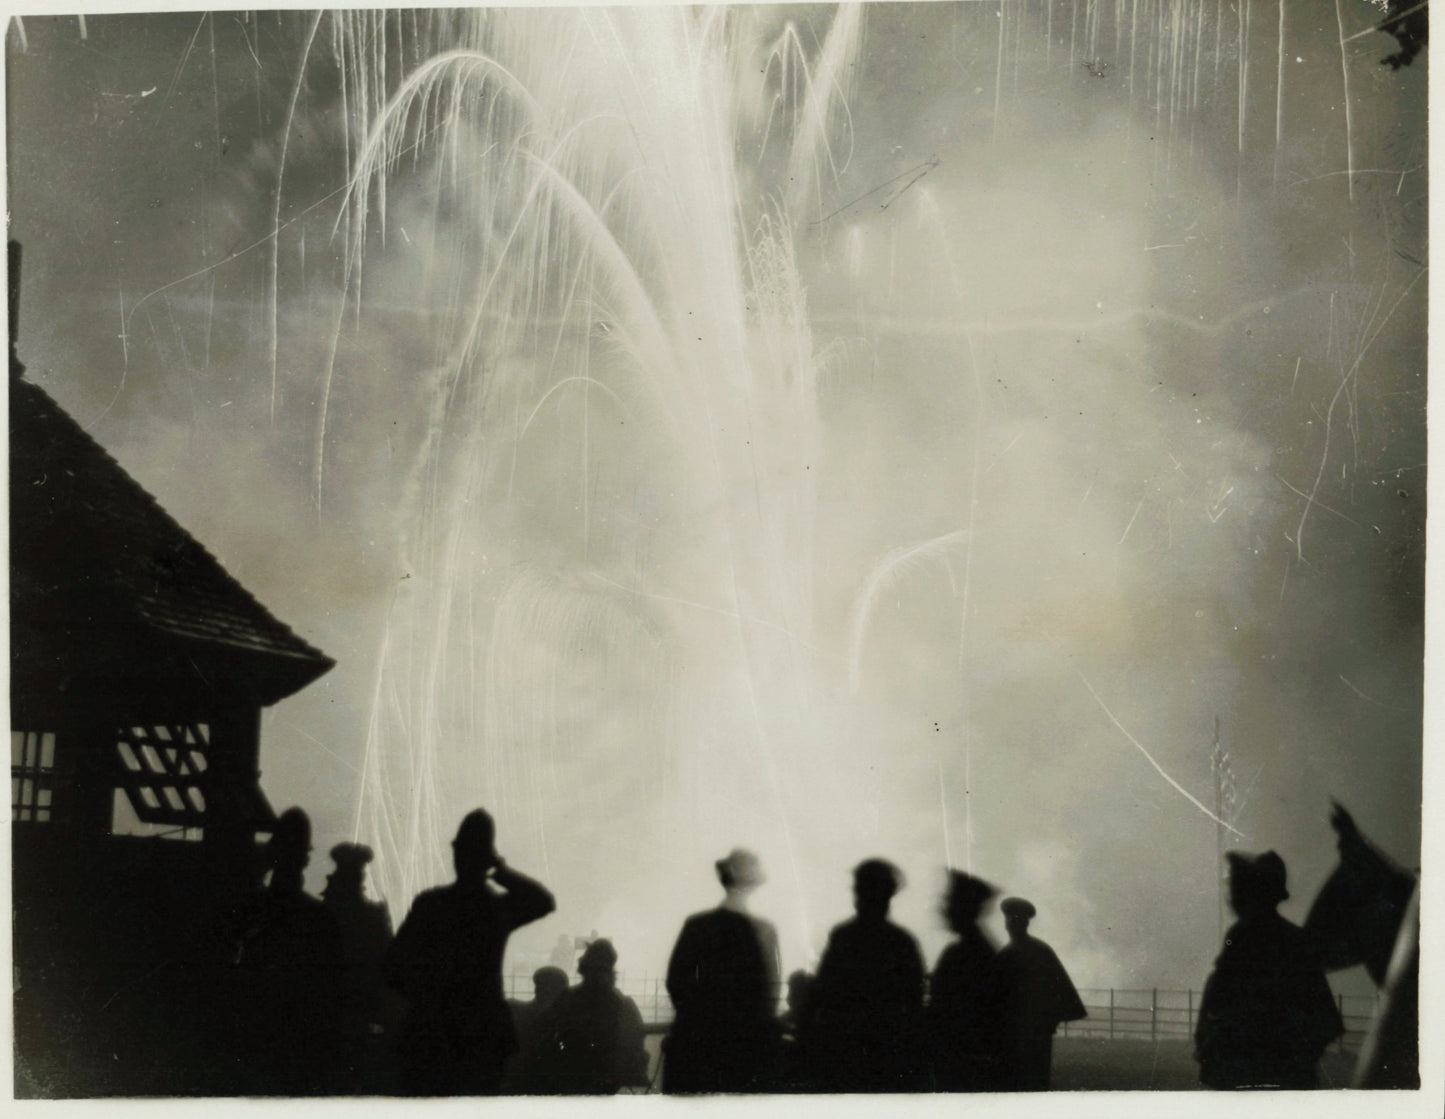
(1076, 669, 1248, 838)
(268, 11, 325, 426)
(1273, 0, 1285, 186)
(1118, 497, 1144, 543)
(1332, 0, 1355, 202)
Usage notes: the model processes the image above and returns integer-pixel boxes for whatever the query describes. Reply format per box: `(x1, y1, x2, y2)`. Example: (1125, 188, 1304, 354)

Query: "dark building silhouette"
(1197, 851, 1344, 1090)
(803, 859, 926, 1093)
(9, 243, 335, 1095)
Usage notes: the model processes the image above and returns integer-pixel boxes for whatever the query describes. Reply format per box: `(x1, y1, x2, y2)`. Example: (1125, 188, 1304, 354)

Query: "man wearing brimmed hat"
(990, 895, 1086, 1091)
(926, 870, 1000, 1090)
(663, 849, 781, 1093)
(1195, 850, 1343, 1089)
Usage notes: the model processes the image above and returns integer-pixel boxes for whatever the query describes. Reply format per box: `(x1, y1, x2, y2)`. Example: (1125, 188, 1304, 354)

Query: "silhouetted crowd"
(193, 804, 1357, 1096)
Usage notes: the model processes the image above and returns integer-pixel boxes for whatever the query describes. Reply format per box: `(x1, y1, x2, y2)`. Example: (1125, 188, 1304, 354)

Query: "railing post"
(1338, 993, 1346, 1052)
(1151, 988, 1158, 1042)
(1187, 989, 1194, 1036)
(1109, 989, 1115, 1039)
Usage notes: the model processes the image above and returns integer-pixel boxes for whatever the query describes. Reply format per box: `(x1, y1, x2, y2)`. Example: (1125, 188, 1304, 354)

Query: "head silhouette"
(578, 939, 619, 990)
(1227, 851, 1289, 917)
(532, 966, 569, 1006)
(267, 807, 312, 890)
(323, 842, 374, 903)
(853, 859, 903, 920)
(1000, 896, 1036, 941)
(716, 848, 765, 897)
(453, 809, 498, 884)
(944, 871, 997, 934)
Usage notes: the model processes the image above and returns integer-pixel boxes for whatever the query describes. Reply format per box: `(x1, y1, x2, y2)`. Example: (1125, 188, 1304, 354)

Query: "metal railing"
(1060, 987, 1379, 1050)
(504, 974, 1380, 1050)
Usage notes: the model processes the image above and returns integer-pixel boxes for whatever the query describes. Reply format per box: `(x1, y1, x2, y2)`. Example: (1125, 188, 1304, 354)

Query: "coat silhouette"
(221, 807, 345, 1096)
(663, 849, 781, 1093)
(321, 843, 399, 1092)
(385, 810, 555, 1095)
(990, 897, 1086, 1091)
(1197, 851, 1344, 1089)
(531, 940, 649, 1094)
(802, 859, 926, 1093)
(926, 871, 999, 1091)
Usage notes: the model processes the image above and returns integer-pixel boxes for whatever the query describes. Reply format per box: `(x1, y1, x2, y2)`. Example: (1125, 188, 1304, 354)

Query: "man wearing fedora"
(1195, 850, 1344, 1089)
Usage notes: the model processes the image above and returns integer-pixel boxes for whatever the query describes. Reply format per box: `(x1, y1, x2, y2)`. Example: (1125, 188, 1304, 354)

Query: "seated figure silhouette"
(224, 807, 344, 1095)
(1196, 851, 1344, 1089)
(663, 849, 781, 1093)
(385, 809, 556, 1095)
(926, 871, 1000, 1091)
(321, 842, 399, 1093)
(531, 940, 649, 1094)
(990, 897, 1086, 1091)
(504, 966, 570, 1092)
(775, 969, 814, 1091)
(803, 859, 926, 1093)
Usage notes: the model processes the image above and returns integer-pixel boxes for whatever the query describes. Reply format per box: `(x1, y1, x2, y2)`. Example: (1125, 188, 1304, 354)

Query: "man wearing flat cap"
(1195, 850, 1343, 1089)
(990, 895, 1086, 1090)
(926, 871, 1001, 1090)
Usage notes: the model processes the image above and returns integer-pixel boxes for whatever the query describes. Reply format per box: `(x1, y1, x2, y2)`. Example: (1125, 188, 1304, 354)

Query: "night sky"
(6, 1, 1429, 1009)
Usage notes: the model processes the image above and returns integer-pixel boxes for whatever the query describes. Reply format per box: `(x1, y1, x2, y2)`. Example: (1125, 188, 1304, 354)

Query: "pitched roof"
(10, 374, 334, 707)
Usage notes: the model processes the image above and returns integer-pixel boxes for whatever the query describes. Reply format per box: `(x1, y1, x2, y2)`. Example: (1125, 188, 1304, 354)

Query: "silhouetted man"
(504, 966, 570, 1092)
(1196, 851, 1344, 1089)
(990, 896, 1086, 1091)
(532, 939, 649, 1094)
(927, 870, 1000, 1091)
(322, 842, 398, 1092)
(804, 859, 926, 1092)
(385, 809, 556, 1095)
(663, 849, 781, 1093)
(225, 807, 344, 1095)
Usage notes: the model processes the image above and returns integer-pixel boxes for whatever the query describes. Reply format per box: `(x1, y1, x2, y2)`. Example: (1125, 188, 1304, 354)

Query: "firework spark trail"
(847, 530, 969, 695)
(1296, 271, 1425, 561)
(266, 12, 324, 426)
(1273, 0, 1284, 186)
(1332, 0, 1355, 202)
(1076, 669, 1248, 837)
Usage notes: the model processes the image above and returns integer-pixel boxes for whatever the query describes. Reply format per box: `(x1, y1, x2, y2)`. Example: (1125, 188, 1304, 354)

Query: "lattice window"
(112, 724, 210, 839)
(11, 731, 56, 823)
